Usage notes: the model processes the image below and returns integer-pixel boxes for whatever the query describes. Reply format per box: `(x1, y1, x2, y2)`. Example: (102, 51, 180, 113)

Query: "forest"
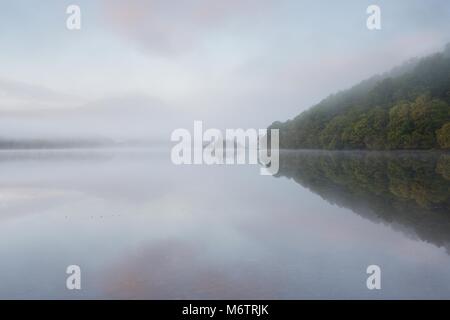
(269, 44, 450, 150)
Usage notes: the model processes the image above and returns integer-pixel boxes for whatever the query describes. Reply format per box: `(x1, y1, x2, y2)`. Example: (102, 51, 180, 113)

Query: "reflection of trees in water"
(276, 151, 450, 252)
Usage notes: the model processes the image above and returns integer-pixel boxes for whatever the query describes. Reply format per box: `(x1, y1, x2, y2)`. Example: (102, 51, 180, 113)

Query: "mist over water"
(1, 0, 450, 302)
(0, 149, 449, 299)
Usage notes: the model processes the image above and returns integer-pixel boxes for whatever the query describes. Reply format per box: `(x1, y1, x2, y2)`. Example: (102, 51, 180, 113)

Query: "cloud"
(101, 0, 272, 54)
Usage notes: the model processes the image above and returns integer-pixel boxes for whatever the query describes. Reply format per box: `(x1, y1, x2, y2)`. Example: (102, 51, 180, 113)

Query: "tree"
(272, 44, 450, 150)
(437, 123, 450, 149)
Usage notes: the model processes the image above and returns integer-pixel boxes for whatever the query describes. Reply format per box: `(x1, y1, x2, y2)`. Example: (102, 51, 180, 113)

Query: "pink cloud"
(101, 0, 272, 54)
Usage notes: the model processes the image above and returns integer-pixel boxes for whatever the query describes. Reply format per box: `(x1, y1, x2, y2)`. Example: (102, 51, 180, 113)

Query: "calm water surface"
(0, 149, 449, 299)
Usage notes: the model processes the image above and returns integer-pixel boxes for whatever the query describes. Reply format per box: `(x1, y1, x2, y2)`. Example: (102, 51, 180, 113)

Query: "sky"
(0, 0, 449, 140)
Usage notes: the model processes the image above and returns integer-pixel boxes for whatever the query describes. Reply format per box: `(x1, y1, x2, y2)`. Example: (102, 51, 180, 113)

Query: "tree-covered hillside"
(269, 44, 450, 150)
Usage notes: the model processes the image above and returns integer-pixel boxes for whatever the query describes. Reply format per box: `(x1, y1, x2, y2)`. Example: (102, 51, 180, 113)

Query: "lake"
(0, 149, 449, 299)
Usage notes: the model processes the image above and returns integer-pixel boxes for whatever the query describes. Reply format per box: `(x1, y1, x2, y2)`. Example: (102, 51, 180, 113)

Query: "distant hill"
(0, 137, 113, 150)
(269, 44, 450, 150)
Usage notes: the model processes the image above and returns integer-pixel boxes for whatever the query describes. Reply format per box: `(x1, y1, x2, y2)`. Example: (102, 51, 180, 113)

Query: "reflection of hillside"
(276, 151, 450, 252)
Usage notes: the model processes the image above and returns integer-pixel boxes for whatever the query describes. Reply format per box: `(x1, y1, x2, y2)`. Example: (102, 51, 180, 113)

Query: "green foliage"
(437, 123, 450, 149)
(271, 46, 450, 150)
